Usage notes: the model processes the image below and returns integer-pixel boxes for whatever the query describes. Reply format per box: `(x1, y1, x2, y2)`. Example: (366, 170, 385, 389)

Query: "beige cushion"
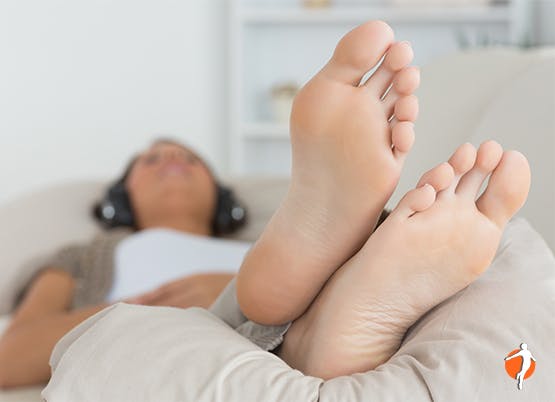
(41, 218, 555, 401)
(221, 176, 289, 243)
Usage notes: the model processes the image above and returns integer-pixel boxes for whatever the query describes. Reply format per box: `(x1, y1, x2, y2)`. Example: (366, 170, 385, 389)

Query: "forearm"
(0, 302, 111, 389)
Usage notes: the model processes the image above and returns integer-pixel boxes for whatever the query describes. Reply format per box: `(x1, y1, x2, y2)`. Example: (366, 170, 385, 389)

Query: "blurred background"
(0, 0, 553, 205)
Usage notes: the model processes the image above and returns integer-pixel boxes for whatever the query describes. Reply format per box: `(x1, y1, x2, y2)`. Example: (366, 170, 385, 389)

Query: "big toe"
(322, 20, 395, 86)
(476, 150, 531, 228)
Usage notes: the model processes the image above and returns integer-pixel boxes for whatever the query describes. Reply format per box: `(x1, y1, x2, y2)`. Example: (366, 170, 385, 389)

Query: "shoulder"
(89, 227, 135, 249)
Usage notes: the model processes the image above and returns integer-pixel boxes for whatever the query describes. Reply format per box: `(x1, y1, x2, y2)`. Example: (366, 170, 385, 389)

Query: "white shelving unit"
(227, 0, 517, 175)
(240, 5, 514, 24)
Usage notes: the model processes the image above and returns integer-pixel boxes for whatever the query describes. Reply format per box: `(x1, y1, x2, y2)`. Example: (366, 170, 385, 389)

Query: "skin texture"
(237, 21, 421, 326)
(0, 141, 234, 389)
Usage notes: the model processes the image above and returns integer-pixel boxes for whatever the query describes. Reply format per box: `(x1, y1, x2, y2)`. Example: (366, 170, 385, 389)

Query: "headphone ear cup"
(98, 180, 135, 228)
(213, 184, 247, 235)
(100, 199, 117, 221)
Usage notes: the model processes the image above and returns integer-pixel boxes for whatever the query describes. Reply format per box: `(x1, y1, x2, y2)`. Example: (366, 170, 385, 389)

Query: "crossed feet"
(235, 21, 531, 379)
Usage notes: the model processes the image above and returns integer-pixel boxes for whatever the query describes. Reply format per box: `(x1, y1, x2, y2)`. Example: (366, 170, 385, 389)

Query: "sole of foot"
(279, 141, 530, 379)
(237, 20, 421, 325)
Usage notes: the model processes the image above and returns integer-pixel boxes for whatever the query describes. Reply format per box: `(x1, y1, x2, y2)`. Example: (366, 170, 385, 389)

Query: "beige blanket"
(41, 218, 555, 401)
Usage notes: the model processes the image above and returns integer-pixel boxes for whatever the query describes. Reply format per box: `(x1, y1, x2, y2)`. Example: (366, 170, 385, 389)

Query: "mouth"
(159, 163, 191, 178)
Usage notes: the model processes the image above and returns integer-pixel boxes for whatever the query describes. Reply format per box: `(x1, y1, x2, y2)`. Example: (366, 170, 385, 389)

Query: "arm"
(0, 271, 234, 389)
(0, 269, 111, 389)
(504, 351, 521, 361)
(127, 273, 235, 309)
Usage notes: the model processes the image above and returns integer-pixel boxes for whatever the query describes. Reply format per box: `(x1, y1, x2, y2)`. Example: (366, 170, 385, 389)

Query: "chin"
(160, 191, 197, 209)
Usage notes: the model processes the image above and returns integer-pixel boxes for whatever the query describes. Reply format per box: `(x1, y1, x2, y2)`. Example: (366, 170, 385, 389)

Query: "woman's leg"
(278, 142, 530, 379)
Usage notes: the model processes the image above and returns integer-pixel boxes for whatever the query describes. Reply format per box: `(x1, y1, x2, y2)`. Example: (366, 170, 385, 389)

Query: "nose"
(164, 150, 187, 163)
(166, 151, 181, 162)
(161, 150, 198, 169)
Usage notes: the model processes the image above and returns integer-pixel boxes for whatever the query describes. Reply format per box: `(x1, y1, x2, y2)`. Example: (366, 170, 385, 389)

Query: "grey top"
(209, 277, 291, 352)
(14, 228, 134, 310)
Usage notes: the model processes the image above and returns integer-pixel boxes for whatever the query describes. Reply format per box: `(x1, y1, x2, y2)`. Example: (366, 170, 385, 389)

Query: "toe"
(449, 143, 477, 175)
(382, 66, 420, 117)
(440, 143, 477, 196)
(391, 183, 436, 219)
(455, 140, 504, 199)
(393, 95, 418, 121)
(322, 20, 395, 86)
(476, 150, 531, 228)
(416, 162, 455, 192)
(392, 121, 415, 159)
(364, 41, 414, 97)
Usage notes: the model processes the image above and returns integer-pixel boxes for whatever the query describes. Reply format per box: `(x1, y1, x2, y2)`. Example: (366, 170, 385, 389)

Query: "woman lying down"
(0, 138, 252, 388)
(0, 20, 531, 388)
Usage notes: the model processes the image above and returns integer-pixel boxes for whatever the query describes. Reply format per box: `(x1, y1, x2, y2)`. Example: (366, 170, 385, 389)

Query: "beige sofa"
(1, 47, 553, 401)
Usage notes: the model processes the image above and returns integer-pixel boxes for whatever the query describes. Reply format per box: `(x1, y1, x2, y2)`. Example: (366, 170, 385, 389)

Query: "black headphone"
(93, 178, 247, 236)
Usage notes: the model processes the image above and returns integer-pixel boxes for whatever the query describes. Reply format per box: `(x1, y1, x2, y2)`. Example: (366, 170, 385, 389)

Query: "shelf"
(229, 0, 518, 174)
(242, 122, 290, 140)
(240, 5, 513, 25)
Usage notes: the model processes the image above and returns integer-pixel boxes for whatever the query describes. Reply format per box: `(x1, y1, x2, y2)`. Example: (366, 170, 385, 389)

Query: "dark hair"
(92, 138, 248, 236)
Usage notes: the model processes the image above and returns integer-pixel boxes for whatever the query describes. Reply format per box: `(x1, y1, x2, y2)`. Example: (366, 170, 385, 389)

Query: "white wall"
(0, 0, 227, 205)
(1, 0, 552, 205)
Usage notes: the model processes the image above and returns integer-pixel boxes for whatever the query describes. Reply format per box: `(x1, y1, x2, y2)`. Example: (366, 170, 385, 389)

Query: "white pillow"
(41, 218, 555, 401)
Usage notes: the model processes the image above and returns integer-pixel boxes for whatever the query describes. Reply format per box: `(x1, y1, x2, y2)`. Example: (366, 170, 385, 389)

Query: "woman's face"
(125, 141, 217, 230)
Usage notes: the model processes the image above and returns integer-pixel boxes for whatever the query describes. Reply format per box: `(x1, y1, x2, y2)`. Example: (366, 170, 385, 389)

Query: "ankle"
(277, 313, 314, 372)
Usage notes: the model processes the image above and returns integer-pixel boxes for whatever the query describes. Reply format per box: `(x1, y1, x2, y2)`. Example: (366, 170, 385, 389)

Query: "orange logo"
(504, 343, 536, 390)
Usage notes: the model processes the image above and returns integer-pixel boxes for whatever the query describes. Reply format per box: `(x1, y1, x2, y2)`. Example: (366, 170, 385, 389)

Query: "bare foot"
(279, 141, 531, 379)
(237, 21, 420, 325)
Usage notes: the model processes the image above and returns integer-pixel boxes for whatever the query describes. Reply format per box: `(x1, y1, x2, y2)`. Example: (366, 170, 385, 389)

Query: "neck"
(138, 215, 212, 236)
